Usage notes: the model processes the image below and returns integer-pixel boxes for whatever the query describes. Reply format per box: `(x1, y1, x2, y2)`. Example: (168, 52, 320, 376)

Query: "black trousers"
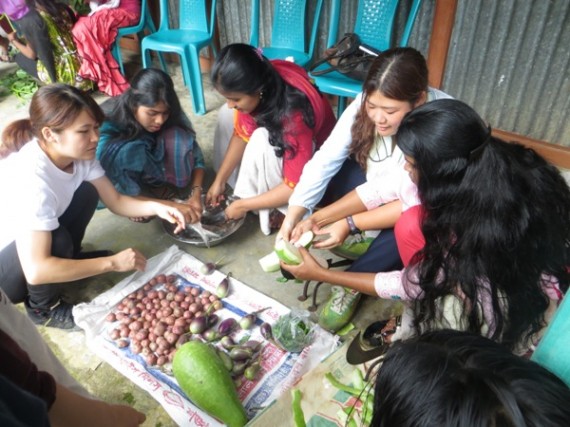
(321, 157, 403, 273)
(12, 9, 57, 82)
(0, 182, 98, 309)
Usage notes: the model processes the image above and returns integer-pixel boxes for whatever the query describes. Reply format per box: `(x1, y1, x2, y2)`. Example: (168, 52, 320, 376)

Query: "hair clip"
(255, 47, 264, 60)
(469, 125, 492, 161)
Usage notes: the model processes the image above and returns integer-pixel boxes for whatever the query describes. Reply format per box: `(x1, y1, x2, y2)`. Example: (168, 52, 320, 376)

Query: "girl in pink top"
(283, 99, 570, 354)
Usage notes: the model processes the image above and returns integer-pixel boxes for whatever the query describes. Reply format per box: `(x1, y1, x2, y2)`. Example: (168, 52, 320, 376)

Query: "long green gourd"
(173, 341, 248, 427)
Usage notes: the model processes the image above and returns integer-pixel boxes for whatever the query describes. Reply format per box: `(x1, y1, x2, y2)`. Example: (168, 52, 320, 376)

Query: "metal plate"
(161, 195, 245, 247)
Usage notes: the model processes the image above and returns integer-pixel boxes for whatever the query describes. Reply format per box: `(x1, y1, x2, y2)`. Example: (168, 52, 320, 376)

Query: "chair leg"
(156, 51, 167, 72)
(337, 96, 347, 116)
(141, 46, 153, 69)
(138, 31, 167, 72)
(181, 47, 206, 115)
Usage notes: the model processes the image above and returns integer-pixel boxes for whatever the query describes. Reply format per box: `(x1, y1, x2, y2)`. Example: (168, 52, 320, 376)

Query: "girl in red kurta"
(207, 43, 336, 235)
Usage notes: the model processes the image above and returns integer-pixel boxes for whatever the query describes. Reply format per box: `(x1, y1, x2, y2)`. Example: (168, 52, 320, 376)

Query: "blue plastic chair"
(310, 0, 423, 115)
(532, 295, 570, 387)
(249, 0, 324, 68)
(111, 0, 166, 76)
(141, 0, 218, 116)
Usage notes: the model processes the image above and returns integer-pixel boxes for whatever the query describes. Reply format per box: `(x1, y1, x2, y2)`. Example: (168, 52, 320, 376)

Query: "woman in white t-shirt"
(0, 84, 197, 329)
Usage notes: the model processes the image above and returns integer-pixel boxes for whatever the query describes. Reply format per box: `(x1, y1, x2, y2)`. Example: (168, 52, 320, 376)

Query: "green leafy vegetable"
(0, 70, 38, 101)
(272, 311, 314, 353)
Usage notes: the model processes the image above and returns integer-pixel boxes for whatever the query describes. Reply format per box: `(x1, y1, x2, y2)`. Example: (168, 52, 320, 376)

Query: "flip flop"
(346, 316, 401, 365)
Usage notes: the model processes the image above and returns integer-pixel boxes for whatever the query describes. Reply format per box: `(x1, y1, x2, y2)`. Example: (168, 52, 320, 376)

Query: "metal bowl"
(161, 194, 245, 247)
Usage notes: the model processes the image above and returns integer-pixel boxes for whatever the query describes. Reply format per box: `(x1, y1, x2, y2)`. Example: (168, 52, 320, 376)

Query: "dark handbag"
(309, 33, 380, 81)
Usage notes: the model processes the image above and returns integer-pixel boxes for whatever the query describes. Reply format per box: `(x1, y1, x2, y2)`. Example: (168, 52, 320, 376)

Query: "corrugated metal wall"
(213, 0, 568, 146)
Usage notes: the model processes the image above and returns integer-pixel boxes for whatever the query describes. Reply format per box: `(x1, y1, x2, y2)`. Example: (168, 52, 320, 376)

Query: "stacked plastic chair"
(141, 0, 218, 115)
(249, 0, 324, 68)
(111, 0, 166, 76)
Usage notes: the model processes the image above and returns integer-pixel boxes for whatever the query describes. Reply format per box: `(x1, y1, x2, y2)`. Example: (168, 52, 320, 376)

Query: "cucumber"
(173, 341, 248, 427)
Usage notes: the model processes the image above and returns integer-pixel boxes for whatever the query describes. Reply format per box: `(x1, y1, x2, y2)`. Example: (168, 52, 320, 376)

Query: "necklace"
(369, 135, 395, 163)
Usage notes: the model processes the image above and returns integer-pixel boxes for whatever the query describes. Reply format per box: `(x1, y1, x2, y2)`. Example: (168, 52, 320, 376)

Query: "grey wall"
(210, 0, 569, 146)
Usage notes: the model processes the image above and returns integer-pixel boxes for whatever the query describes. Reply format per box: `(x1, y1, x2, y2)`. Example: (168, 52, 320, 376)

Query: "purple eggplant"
(229, 346, 253, 361)
(260, 322, 273, 340)
(189, 316, 208, 334)
(216, 272, 232, 298)
(217, 317, 237, 337)
(239, 307, 270, 330)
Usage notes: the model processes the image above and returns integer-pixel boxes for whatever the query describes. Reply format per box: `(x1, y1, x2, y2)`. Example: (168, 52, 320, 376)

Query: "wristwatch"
(346, 215, 361, 236)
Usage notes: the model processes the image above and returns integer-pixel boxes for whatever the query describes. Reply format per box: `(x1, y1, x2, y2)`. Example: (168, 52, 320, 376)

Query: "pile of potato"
(105, 273, 222, 367)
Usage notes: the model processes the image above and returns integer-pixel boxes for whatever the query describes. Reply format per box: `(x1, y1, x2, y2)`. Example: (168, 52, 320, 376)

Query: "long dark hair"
(104, 68, 194, 143)
(350, 47, 428, 169)
(396, 99, 570, 350)
(211, 43, 315, 158)
(371, 330, 570, 427)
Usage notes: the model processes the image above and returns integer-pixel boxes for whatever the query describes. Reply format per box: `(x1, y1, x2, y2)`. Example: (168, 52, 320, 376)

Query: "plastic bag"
(273, 309, 316, 353)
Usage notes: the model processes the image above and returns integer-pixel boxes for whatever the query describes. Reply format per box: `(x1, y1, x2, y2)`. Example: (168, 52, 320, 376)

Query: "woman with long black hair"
(97, 68, 205, 221)
(283, 99, 570, 353)
(207, 43, 336, 235)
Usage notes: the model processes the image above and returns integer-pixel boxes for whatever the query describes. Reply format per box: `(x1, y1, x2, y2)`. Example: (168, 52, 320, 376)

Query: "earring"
(259, 91, 264, 99)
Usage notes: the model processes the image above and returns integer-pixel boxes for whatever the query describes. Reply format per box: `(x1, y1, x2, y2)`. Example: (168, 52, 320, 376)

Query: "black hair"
(103, 68, 194, 143)
(396, 99, 570, 349)
(371, 330, 570, 427)
(210, 43, 315, 158)
(350, 47, 428, 169)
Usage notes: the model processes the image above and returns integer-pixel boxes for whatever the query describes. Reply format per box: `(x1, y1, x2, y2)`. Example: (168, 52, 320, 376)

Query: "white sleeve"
(288, 93, 363, 212)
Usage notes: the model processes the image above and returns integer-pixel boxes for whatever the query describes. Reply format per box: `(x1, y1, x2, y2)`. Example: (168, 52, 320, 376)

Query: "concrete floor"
(0, 57, 398, 426)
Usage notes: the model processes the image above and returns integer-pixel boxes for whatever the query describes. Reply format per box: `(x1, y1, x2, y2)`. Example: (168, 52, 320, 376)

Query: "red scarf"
(234, 60, 325, 141)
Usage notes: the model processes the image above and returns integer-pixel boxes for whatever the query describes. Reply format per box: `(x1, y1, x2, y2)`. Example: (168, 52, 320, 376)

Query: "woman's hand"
(290, 217, 318, 243)
(186, 192, 203, 220)
(280, 247, 327, 282)
(312, 218, 350, 250)
(206, 181, 226, 207)
(110, 248, 147, 272)
(277, 206, 308, 242)
(154, 201, 199, 233)
(225, 199, 248, 220)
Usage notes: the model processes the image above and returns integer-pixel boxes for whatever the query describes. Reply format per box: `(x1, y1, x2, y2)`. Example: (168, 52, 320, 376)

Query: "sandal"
(346, 316, 401, 365)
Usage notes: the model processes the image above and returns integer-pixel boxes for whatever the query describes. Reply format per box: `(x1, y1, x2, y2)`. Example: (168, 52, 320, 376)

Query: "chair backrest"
(158, 0, 216, 36)
(355, 0, 399, 51)
(326, 0, 422, 50)
(119, 0, 153, 33)
(250, 0, 324, 59)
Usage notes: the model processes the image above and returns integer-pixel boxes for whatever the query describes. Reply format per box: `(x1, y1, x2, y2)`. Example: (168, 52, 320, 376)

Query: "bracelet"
(190, 185, 202, 196)
(346, 215, 361, 236)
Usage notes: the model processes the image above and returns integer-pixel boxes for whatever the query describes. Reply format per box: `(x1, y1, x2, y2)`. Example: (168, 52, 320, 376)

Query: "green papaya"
(173, 341, 248, 427)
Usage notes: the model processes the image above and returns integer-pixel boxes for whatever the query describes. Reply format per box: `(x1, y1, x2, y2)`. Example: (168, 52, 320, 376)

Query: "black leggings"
(0, 182, 98, 309)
